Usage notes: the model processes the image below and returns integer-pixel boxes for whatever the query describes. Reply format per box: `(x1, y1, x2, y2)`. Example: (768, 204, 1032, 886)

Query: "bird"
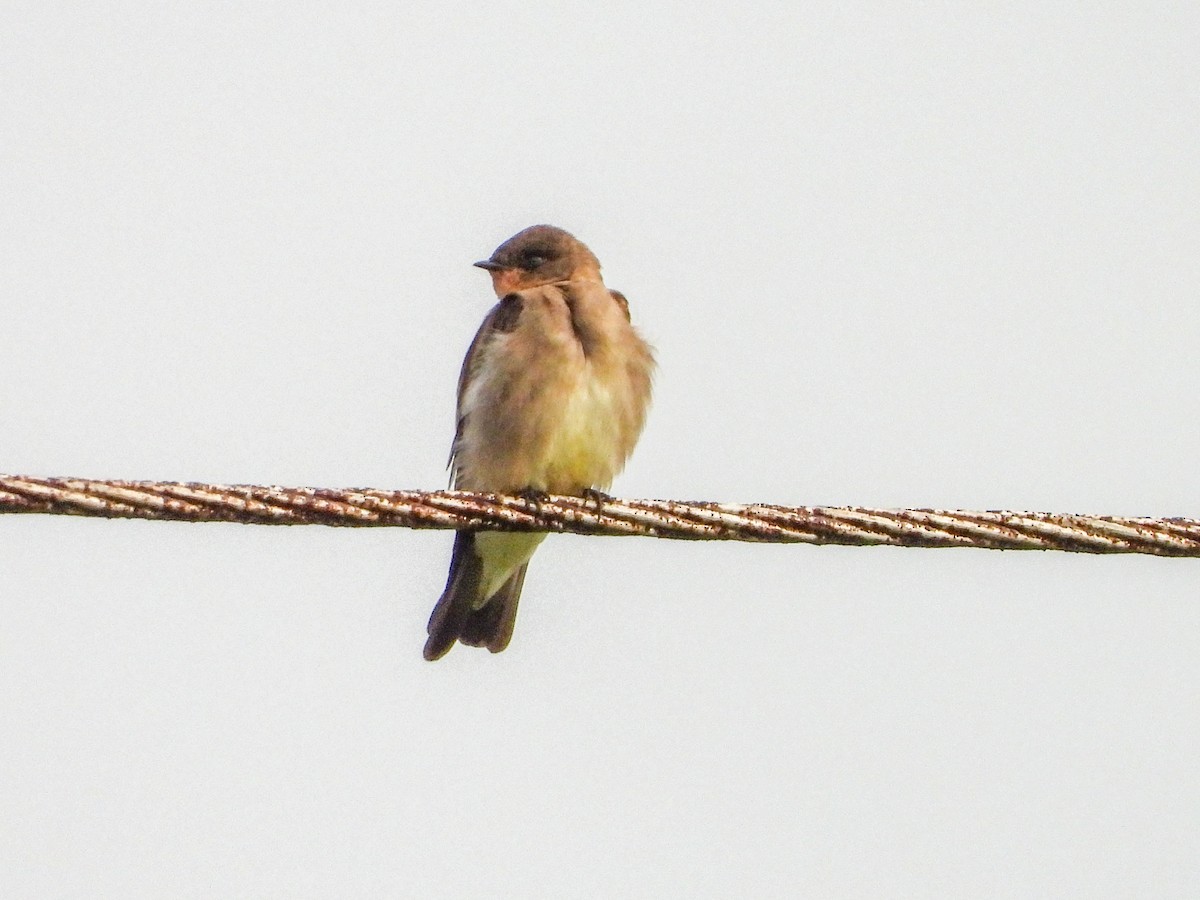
(423, 225, 655, 660)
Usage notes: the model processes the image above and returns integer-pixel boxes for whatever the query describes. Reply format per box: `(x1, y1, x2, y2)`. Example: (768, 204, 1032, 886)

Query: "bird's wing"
(448, 292, 526, 482)
(609, 288, 632, 322)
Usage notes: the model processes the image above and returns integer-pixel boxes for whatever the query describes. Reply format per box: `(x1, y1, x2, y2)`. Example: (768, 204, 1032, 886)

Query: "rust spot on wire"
(1, 474, 1198, 557)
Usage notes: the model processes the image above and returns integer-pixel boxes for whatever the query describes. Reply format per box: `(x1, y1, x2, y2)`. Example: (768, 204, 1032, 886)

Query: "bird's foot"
(581, 488, 612, 511)
(517, 487, 550, 516)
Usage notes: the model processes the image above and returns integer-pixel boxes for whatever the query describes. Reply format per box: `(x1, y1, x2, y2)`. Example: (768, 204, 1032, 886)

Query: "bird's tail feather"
(460, 564, 526, 653)
(424, 532, 527, 660)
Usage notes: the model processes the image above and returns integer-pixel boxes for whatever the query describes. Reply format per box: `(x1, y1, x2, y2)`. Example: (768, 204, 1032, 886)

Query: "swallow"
(423, 224, 655, 660)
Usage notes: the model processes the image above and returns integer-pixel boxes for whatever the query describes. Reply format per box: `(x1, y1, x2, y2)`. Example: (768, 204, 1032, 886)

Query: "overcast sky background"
(3, 3, 1199, 897)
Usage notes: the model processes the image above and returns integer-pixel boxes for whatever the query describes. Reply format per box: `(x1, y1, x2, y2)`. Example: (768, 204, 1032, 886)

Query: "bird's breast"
(454, 283, 652, 494)
(537, 363, 626, 492)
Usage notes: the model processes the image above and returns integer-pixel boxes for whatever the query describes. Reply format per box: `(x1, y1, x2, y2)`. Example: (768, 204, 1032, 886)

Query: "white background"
(3, 3, 1198, 897)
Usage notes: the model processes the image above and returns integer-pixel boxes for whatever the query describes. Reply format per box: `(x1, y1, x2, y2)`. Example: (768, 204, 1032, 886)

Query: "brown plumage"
(423, 225, 655, 660)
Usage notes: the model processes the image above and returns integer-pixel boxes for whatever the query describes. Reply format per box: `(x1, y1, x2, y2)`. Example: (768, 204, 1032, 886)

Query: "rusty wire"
(2, 474, 1198, 557)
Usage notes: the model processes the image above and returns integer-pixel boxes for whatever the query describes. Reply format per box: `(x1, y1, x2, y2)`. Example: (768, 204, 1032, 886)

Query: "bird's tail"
(423, 532, 528, 661)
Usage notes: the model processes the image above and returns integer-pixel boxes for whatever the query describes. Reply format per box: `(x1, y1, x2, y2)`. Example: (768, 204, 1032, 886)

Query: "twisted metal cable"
(2, 474, 1197, 557)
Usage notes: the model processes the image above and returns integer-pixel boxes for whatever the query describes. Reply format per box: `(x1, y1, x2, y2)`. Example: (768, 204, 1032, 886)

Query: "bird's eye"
(524, 255, 546, 269)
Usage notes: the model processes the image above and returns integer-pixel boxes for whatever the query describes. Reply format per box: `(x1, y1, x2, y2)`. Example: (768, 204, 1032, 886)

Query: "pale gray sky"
(3, 3, 1199, 897)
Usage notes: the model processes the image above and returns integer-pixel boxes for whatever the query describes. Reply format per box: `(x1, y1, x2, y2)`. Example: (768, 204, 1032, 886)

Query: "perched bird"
(424, 225, 655, 660)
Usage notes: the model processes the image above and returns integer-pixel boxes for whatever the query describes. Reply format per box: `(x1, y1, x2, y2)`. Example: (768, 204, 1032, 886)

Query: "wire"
(2, 474, 1197, 557)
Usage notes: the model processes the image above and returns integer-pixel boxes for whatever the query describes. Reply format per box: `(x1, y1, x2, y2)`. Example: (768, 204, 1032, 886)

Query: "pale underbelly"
(534, 372, 625, 492)
(474, 531, 547, 602)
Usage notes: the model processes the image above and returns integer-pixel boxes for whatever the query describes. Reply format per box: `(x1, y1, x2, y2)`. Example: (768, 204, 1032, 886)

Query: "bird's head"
(474, 225, 602, 295)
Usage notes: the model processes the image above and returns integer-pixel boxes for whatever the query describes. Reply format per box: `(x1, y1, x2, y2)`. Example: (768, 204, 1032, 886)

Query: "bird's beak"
(474, 260, 504, 272)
